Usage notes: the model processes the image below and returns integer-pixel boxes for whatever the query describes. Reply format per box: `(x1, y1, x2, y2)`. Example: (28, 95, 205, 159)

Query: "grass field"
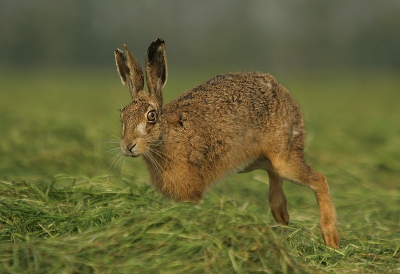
(0, 68, 399, 273)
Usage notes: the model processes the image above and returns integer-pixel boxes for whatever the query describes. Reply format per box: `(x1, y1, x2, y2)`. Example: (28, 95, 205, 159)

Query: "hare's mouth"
(121, 150, 141, 158)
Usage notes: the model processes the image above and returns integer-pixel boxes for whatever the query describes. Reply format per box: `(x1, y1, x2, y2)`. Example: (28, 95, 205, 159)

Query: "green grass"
(0, 68, 399, 273)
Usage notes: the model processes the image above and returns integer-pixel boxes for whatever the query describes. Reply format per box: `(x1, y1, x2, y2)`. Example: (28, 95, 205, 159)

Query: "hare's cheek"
(121, 123, 125, 136)
(136, 122, 147, 135)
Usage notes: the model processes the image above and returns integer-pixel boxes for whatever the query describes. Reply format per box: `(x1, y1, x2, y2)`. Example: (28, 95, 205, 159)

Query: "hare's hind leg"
(267, 170, 290, 226)
(272, 154, 339, 248)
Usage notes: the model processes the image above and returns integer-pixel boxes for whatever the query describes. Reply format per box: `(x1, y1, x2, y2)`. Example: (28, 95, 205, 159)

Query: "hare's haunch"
(114, 38, 339, 248)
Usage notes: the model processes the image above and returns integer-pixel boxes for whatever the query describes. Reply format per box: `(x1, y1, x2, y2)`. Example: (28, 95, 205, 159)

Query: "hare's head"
(115, 39, 167, 157)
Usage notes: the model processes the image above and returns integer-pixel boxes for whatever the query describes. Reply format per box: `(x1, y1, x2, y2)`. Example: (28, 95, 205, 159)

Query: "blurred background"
(1, 2, 400, 270)
(1, 0, 399, 181)
(1, 0, 400, 73)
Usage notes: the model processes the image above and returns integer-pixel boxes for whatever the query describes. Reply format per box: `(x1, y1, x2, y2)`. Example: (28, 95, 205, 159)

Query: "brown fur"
(114, 38, 339, 248)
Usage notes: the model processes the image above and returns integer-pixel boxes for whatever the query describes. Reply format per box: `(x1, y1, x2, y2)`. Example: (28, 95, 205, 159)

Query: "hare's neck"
(144, 112, 169, 172)
(143, 142, 168, 188)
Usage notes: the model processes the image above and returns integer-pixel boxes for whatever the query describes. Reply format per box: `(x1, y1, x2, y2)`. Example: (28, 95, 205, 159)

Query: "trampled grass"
(0, 68, 399, 273)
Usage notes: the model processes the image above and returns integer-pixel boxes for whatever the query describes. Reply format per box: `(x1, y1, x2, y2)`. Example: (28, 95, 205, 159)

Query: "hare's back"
(163, 72, 304, 172)
(166, 72, 301, 127)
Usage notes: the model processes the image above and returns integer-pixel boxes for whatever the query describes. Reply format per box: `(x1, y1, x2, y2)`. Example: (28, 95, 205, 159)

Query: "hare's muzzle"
(120, 141, 140, 157)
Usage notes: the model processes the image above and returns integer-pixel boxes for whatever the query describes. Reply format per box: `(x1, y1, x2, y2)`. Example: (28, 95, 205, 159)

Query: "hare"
(114, 38, 339, 248)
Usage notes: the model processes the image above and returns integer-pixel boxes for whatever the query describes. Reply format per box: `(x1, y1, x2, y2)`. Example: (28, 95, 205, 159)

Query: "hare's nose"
(129, 143, 136, 152)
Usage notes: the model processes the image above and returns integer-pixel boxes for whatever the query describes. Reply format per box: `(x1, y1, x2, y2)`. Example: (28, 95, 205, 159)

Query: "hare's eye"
(147, 110, 157, 123)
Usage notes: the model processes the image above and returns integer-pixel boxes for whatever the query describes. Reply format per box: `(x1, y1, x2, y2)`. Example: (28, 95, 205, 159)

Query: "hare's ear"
(145, 38, 167, 106)
(114, 44, 144, 99)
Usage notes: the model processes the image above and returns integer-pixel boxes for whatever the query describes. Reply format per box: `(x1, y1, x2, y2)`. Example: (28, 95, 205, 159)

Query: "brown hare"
(114, 38, 339, 248)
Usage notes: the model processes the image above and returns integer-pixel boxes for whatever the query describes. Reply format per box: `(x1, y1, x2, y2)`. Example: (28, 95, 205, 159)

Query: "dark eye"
(147, 110, 157, 123)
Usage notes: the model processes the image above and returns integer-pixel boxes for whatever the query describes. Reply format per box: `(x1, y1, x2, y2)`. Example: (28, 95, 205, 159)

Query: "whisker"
(94, 139, 118, 152)
(121, 155, 125, 174)
(100, 140, 121, 144)
(107, 152, 124, 174)
(101, 147, 121, 156)
(116, 99, 123, 109)
(148, 147, 170, 162)
(106, 131, 121, 141)
(114, 155, 126, 175)
(144, 152, 164, 174)
(107, 154, 119, 173)
(120, 156, 126, 186)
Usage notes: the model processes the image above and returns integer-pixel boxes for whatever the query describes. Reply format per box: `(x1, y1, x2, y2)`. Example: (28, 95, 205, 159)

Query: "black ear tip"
(152, 38, 165, 47)
(114, 48, 125, 58)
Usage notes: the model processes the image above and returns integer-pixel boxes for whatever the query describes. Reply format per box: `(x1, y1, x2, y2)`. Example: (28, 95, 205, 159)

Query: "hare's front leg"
(158, 171, 206, 203)
(244, 159, 290, 226)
